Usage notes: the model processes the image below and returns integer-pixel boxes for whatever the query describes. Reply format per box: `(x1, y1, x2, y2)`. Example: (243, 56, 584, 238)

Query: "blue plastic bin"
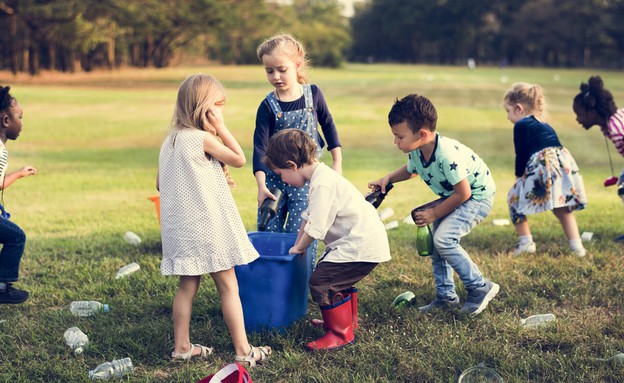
(235, 231, 315, 332)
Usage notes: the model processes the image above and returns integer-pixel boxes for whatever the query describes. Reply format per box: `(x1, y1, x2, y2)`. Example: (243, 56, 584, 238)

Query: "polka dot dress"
(158, 129, 259, 275)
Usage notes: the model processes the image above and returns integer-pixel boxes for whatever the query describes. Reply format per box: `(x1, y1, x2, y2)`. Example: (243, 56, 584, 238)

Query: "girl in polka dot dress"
(158, 74, 271, 366)
(252, 34, 343, 248)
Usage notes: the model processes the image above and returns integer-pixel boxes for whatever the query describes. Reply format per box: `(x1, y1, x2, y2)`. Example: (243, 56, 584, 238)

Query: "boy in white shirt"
(264, 128, 391, 351)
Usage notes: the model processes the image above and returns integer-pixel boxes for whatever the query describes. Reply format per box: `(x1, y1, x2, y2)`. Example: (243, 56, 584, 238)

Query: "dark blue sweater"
(513, 115, 562, 177)
(253, 84, 341, 175)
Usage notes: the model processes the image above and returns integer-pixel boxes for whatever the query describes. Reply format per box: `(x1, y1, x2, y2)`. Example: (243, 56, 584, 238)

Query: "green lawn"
(0, 64, 623, 382)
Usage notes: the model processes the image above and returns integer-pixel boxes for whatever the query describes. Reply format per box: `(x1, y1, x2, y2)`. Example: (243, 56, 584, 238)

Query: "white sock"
(518, 235, 533, 245)
(569, 239, 584, 251)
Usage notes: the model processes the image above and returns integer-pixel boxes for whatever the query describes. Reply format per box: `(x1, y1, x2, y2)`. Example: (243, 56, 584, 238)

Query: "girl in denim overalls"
(253, 34, 343, 268)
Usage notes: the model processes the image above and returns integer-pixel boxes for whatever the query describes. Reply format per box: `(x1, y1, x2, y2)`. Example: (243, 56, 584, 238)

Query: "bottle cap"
(102, 304, 110, 313)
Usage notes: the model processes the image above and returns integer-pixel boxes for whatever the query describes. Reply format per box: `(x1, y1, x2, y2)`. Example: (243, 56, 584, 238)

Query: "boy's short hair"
(264, 129, 317, 169)
(388, 94, 437, 133)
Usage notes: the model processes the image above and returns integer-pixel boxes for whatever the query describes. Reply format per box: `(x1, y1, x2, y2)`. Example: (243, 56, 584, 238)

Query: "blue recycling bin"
(235, 232, 315, 332)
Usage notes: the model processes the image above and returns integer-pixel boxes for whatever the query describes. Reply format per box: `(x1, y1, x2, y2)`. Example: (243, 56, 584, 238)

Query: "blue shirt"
(407, 133, 496, 200)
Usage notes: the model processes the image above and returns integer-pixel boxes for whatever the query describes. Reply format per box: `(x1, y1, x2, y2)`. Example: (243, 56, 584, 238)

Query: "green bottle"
(416, 225, 434, 256)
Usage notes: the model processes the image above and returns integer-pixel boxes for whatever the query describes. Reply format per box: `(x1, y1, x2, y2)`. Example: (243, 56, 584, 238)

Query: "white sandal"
(234, 345, 272, 368)
(171, 343, 214, 360)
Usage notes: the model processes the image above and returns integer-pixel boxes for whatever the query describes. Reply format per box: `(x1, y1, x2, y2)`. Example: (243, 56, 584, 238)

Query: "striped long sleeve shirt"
(605, 108, 624, 157)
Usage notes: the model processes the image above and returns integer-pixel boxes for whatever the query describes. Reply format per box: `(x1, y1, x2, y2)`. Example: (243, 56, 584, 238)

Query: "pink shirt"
(604, 108, 624, 157)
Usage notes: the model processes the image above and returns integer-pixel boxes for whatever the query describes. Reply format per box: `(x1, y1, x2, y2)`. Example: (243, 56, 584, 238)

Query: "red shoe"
(305, 295, 354, 351)
(310, 287, 359, 329)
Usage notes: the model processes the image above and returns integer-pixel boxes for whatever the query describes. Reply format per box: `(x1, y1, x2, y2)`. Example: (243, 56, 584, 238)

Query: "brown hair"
(257, 34, 310, 84)
(388, 94, 438, 133)
(264, 129, 317, 170)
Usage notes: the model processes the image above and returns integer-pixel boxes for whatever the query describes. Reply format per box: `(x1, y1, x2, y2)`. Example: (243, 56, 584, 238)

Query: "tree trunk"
(28, 44, 39, 75)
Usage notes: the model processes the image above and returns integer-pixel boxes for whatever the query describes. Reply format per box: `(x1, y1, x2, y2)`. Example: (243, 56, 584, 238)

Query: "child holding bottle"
(0, 85, 37, 305)
(369, 94, 498, 315)
(253, 34, 342, 237)
(158, 74, 270, 366)
(504, 82, 587, 256)
(264, 128, 390, 351)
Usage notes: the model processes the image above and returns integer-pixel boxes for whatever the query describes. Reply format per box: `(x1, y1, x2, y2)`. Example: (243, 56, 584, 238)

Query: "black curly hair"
(573, 76, 618, 119)
(0, 86, 15, 115)
(388, 93, 438, 133)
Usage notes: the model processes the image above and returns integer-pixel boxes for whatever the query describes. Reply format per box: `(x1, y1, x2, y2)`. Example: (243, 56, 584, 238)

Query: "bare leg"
(552, 207, 581, 241)
(211, 268, 251, 357)
(514, 219, 531, 237)
(173, 275, 202, 356)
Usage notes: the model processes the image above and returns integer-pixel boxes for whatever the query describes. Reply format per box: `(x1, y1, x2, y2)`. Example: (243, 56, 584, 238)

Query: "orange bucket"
(148, 195, 160, 224)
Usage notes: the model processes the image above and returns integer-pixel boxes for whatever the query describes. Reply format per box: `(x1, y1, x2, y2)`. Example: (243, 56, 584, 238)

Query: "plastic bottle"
(416, 225, 434, 256)
(520, 313, 556, 328)
(63, 327, 89, 355)
(365, 183, 394, 209)
(70, 301, 110, 317)
(88, 357, 133, 380)
(258, 187, 283, 231)
(392, 291, 415, 308)
(597, 353, 624, 364)
(115, 262, 140, 279)
(123, 231, 141, 245)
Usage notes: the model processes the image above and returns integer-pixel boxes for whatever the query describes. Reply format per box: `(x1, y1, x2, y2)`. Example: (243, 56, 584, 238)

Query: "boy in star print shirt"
(369, 94, 499, 315)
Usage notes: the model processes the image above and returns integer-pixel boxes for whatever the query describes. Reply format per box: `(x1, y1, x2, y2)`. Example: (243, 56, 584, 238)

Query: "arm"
(368, 164, 416, 193)
(412, 178, 471, 226)
(329, 146, 342, 174)
(203, 108, 245, 168)
(289, 220, 315, 254)
(253, 102, 274, 205)
(0, 166, 36, 190)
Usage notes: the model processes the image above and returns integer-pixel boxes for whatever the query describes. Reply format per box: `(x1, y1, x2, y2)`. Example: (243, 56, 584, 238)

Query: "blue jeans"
(0, 217, 26, 283)
(429, 197, 493, 299)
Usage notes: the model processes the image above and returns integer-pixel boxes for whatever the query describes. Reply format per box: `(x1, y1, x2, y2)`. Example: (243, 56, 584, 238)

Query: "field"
(0, 64, 623, 382)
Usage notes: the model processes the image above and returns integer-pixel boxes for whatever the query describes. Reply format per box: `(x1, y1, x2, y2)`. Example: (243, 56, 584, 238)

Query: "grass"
(0, 64, 623, 382)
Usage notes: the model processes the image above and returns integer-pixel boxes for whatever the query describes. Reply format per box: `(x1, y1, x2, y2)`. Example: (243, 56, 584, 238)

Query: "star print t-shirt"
(407, 133, 495, 200)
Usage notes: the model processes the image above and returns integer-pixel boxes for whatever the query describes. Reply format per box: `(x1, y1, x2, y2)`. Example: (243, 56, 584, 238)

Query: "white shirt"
(302, 163, 391, 264)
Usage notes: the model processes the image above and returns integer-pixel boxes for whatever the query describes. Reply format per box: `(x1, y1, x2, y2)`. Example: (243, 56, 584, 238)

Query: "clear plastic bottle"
(123, 231, 141, 245)
(520, 313, 556, 328)
(64, 327, 89, 355)
(88, 357, 133, 380)
(70, 301, 110, 317)
(392, 291, 415, 308)
(115, 262, 140, 279)
(597, 353, 624, 364)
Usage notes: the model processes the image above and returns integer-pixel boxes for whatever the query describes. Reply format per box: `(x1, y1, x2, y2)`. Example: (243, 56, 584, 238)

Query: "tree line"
(1, 0, 623, 75)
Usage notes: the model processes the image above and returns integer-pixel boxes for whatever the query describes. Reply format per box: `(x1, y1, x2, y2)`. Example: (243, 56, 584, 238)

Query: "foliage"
(0, 64, 623, 382)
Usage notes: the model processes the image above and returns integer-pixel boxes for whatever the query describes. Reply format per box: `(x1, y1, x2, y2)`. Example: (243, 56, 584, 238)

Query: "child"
(0, 86, 36, 305)
(264, 129, 390, 351)
(158, 74, 271, 366)
(369, 94, 498, 315)
(253, 34, 342, 238)
(504, 83, 587, 256)
(573, 76, 624, 241)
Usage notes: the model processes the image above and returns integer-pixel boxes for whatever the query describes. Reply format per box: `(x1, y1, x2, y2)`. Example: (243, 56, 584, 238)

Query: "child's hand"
(257, 187, 275, 207)
(368, 177, 391, 193)
(288, 245, 305, 255)
(412, 208, 435, 226)
(206, 108, 225, 133)
(19, 166, 37, 178)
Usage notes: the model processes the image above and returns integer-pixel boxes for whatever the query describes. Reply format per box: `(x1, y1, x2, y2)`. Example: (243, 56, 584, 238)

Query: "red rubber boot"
(311, 287, 359, 329)
(305, 295, 355, 351)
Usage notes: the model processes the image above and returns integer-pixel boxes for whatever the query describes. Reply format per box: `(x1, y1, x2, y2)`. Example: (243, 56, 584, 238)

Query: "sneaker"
(0, 283, 29, 304)
(417, 295, 460, 312)
(571, 247, 587, 257)
(614, 234, 624, 243)
(514, 241, 536, 256)
(460, 281, 499, 315)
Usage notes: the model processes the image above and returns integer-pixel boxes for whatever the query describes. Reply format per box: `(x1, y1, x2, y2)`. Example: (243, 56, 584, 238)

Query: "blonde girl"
(158, 74, 271, 366)
(503, 83, 587, 256)
(252, 34, 342, 239)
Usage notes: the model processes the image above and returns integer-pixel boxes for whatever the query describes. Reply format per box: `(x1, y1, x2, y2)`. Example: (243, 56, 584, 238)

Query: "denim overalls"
(259, 84, 322, 268)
